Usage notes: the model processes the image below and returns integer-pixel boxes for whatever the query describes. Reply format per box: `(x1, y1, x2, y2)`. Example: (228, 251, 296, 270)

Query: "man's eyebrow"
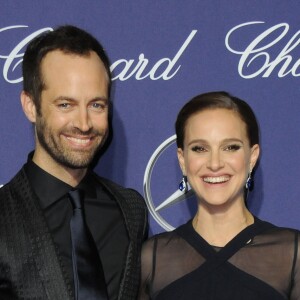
(54, 96, 76, 102)
(90, 97, 108, 102)
(53, 96, 108, 102)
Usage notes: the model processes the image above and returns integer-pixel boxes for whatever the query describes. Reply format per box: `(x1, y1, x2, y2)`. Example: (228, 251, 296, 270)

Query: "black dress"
(139, 218, 300, 299)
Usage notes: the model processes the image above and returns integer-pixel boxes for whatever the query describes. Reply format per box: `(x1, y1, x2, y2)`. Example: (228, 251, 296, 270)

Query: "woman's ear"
(250, 144, 260, 170)
(177, 148, 186, 175)
(20, 91, 37, 123)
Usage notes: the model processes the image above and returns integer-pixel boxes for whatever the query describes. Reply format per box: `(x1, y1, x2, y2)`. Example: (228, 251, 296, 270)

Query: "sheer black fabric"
(139, 218, 300, 300)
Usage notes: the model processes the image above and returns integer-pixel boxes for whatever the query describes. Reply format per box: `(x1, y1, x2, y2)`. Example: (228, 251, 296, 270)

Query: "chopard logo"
(226, 21, 300, 78)
(0, 25, 197, 83)
(0, 26, 52, 83)
(143, 135, 194, 231)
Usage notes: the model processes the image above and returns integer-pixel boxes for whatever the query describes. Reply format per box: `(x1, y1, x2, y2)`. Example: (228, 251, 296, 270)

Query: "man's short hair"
(22, 25, 111, 114)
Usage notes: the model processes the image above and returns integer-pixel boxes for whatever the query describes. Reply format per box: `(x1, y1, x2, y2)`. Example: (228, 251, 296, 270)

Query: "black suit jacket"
(0, 167, 148, 300)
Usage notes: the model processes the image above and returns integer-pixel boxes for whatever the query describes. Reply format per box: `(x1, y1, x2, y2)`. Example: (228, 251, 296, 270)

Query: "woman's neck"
(192, 203, 254, 247)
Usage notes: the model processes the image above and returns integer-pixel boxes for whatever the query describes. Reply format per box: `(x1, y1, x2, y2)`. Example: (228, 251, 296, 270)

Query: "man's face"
(34, 50, 109, 170)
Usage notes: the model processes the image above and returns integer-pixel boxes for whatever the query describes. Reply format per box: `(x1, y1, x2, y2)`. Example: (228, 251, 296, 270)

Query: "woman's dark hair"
(22, 25, 111, 114)
(175, 91, 259, 149)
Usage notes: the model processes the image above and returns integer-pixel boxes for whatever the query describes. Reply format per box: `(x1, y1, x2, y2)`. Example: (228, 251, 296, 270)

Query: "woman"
(139, 91, 300, 299)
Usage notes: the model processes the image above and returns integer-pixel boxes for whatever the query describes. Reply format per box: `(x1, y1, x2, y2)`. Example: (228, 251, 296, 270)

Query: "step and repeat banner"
(1, 1, 300, 235)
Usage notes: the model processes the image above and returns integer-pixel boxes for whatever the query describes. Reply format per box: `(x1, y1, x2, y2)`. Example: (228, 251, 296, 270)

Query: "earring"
(245, 171, 253, 190)
(179, 175, 188, 193)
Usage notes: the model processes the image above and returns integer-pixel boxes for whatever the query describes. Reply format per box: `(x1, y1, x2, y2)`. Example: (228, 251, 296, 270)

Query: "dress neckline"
(191, 216, 257, 249)
(176, 217, 273, 261)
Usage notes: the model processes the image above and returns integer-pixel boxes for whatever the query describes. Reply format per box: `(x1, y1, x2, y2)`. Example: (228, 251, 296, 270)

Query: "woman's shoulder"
(255, 217, 300, 246)
(142, 221, 192, 254)
(257, 217, 300, 233)
(143, 229, 180, 249)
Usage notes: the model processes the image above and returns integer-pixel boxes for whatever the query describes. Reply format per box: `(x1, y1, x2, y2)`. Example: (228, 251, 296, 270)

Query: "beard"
(35, 116, 108, 169)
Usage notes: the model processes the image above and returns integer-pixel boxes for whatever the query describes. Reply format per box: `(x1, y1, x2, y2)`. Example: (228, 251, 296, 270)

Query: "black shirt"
(25, 157, 129, 300)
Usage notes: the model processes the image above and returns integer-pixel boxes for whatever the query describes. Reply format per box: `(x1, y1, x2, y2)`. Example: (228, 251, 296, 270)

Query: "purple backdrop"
(1, 1, 300, 235)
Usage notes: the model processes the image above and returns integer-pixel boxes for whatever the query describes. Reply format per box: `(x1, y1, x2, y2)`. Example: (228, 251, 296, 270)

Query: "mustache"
(64, 128, 106, 136)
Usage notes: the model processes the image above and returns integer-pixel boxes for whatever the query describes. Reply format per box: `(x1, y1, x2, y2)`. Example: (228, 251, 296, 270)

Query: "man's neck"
(32, 153, 87, 187)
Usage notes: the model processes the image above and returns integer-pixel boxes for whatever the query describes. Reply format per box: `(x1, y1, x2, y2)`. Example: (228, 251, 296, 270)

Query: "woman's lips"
(203, 175, 230, 184)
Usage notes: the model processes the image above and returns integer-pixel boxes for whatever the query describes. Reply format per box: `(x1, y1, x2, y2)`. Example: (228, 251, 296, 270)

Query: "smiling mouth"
(203, 176, 230, 184)
(66, 136, 93, 145)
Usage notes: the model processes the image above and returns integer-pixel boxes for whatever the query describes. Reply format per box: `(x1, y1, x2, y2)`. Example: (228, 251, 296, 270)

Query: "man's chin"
(66, 163, 90, 170)
(52, 153, 94, 170)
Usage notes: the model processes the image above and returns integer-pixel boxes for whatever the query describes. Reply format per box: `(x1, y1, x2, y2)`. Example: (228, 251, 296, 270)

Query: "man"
(0, 25, 148, 300)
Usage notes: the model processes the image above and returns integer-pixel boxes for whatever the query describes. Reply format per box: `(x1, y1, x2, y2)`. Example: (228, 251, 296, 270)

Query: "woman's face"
(177, 108, 259, 209)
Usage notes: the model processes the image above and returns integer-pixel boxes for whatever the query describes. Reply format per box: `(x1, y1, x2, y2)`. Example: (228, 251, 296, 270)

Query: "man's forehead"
(40, 49, 110, 85)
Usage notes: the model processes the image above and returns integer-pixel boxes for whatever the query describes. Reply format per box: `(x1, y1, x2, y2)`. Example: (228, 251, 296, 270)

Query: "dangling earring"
(245, 171, 253, 190)
(179, 175, 188, 193)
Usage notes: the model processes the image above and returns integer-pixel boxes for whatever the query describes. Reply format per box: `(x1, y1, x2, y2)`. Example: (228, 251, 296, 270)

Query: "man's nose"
(74, 108, 92, 132)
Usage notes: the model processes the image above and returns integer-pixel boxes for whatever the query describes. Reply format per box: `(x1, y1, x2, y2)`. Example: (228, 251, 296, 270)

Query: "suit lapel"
(10, 169, 72, 299)
(96, 176, 134, 240)
(95, 175, 146, 300)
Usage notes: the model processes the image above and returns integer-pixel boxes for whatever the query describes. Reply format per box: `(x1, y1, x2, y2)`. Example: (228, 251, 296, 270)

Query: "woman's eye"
(224, 144, 241, 151)
(191, 146, 206, 152)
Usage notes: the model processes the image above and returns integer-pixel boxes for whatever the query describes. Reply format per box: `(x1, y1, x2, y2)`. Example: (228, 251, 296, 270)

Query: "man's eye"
(191, 146, 206, 152)
(92, 103, 102, 108)
(90, 102, 106, 111)
(224, 144, 241, 151)
(58, 103, 71, 109)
